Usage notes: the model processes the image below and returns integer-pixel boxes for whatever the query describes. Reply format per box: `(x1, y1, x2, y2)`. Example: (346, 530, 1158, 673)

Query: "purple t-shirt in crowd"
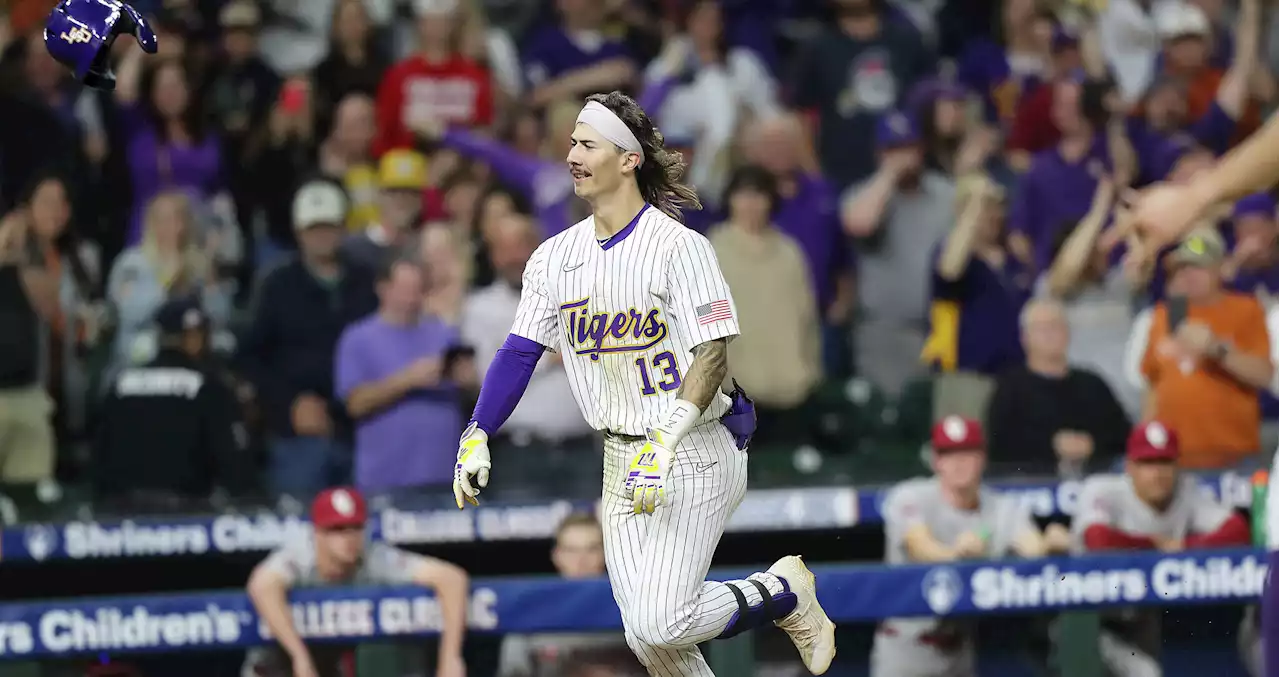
(521, 25, 632, 87)
(1131, 102, 1236, 184)
(773, 173, 850, 313)
(335, 314, 463, 492)
(120, 104, 223, 244)
(1007, 136, 1110, 271)
(956, 39, 1047, 123)
(926, 242, 1032, 375)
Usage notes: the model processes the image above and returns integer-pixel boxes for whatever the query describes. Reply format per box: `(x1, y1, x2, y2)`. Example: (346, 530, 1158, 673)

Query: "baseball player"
(1071, 421, 1251, 677)
(245, 487, 470, 677)
(872, 415, 1068, 677)
(1262, 452, 1278, 677)
(451, 90, 836, 676)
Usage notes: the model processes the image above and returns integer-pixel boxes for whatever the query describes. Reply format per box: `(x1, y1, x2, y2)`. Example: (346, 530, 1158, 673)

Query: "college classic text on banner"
(0, 472, 1257, 563)
(0, 549, 1266, 659)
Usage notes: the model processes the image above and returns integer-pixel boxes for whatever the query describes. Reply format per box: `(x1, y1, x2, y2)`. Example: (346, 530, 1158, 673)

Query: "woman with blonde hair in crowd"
(106, 190, 231, 371)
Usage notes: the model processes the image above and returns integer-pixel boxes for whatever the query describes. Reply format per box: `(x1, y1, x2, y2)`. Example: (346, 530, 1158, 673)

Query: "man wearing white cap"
(453, 91, 836, 676)
(236, 180, 378, 502)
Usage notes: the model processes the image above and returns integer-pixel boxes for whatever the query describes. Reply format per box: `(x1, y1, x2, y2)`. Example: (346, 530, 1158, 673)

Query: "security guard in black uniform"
(93, 297, 246, 513)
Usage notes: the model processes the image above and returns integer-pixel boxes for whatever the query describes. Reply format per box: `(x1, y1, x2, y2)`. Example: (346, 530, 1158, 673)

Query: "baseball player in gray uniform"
(1071, 421, 1251, 677)
(245, 487, 471, 677)
(452, 91, 836, 676)
(872, 415, 1069, 677)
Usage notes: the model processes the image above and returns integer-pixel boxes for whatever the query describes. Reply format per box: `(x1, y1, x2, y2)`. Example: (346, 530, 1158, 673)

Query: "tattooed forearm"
(676, 338, 728, 410)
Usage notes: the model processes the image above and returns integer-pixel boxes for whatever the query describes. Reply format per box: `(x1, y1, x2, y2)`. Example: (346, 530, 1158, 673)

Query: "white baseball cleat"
(769, 555, 837, 675)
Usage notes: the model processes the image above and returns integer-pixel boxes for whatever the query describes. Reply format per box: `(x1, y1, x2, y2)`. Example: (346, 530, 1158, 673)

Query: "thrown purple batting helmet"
(44, 0, 157, 90)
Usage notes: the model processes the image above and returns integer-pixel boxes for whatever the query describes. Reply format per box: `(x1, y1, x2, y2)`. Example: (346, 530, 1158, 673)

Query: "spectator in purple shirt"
(1223, 193, 1279, 298)
(335, 256, 478, 501)
(956, 0, 1053, 125)
(923, 174, 1031, 384)
(1222, 193, 1280, 432)
(1007, 76, 1109, 272)
(112, 51, 228, 246)
(1129, 0, 1259, 185)
(521, 0, 638, 108)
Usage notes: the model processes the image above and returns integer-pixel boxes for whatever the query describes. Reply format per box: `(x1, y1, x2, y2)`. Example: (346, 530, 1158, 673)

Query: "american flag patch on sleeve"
(695, 300, 733, 325)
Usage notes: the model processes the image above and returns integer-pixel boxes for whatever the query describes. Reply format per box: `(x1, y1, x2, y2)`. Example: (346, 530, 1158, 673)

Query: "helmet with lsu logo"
(44, 0, 157, 90)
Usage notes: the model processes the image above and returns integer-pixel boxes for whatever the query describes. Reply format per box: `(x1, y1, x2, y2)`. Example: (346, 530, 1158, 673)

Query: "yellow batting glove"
(624, 429, 675, 515)
(453, 423, 491, 509)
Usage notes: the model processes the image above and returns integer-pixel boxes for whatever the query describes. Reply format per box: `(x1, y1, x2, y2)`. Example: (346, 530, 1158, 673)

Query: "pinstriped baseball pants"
(601, 422, 783, 677)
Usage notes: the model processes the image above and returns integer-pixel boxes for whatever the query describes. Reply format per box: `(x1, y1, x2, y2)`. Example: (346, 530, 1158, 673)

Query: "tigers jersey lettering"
(509, 204, 738, 435)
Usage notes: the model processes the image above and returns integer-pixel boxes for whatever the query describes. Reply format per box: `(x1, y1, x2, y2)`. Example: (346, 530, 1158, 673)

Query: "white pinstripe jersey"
(509, 204, 738, 435)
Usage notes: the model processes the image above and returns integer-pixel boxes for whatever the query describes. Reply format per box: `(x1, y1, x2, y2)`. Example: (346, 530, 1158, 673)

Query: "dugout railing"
(0, 550, 1265, 676)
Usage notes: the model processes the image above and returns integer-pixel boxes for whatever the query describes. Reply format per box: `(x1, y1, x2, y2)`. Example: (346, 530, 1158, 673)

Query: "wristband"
(648, 399, 701, 449)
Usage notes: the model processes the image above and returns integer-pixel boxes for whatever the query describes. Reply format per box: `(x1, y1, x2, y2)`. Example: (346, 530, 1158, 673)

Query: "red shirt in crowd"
(373, 54, 494, 157)
(1007, 83, 1059, 154)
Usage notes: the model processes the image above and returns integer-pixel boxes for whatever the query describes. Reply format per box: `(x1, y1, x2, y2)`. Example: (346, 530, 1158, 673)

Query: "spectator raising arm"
(1045, 178, 1116, 297)
(935, 177, 995, 281)
(0, 210, 57, 320)
(1205, 0, 1259, 129)
(840, 157, 903, 238)
(1128, 115, 1279, 246)
(409, 117, 574, 237)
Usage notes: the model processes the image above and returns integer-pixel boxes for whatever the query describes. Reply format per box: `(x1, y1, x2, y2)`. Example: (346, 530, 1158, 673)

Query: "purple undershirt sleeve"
(468, 333, 546, 436)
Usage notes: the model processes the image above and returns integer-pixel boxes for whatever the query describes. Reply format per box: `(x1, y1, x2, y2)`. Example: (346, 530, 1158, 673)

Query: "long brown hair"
(584, 91, 702, 221)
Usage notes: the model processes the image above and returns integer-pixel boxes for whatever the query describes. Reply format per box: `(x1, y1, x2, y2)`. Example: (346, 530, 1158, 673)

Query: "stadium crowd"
(0, 0, 1276, 674)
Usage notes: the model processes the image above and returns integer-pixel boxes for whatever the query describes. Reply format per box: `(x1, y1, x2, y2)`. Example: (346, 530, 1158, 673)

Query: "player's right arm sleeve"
(508, 243, 560, 349)
(469, 333, 543, 436)
(665, 230, 741, 347)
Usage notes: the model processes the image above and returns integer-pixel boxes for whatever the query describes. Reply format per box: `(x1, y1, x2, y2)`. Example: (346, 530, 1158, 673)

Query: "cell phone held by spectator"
(1166, 295, 1189, 331)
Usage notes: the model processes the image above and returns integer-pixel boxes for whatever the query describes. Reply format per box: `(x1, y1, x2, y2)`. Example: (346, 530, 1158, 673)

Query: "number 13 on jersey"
(635, 351, 681, 396)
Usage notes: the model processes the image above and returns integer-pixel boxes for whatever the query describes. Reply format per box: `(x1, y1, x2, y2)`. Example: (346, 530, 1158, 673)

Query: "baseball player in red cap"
(1071, 421, 1251, 677)
(871, 415, 1070, 677)
(245, 487, 470, 677)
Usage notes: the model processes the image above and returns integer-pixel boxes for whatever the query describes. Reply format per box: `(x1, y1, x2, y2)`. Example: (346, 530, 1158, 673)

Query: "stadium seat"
(893, 375, 935, 448)
(811, 377, 891, 453)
